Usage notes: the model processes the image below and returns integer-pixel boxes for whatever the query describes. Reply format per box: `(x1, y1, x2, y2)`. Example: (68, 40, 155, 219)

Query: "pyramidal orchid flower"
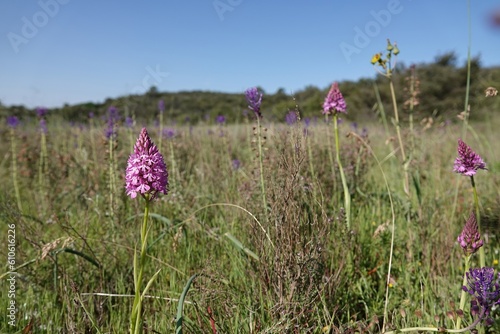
(463, 267, 500, 326)
(457, 212, 483, 255)
(126, 128, 168, 201)
(322, 82, 346, 115)
(245, 87, 263, 118)
(453, 139, 487, 176)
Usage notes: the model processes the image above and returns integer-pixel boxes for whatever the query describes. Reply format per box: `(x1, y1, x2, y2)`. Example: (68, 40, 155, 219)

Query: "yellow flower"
(494, 259, 499, 266)
(371, 53, 381, 65)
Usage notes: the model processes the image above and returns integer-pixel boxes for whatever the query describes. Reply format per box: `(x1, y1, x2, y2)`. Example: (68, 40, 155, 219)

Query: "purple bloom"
(125, 128, 168, 200)
(39, 119, 47, 134)
(125, 116, 134, 128)
(463, 267, 500, 325)
(322, 82, 347, 115)
(453, 139, 487, 176)
(285, 111, 298, 125)
(216, 115, 226, 125)
(158, 99, 165, 113)
(88, 112, 94, 119)
(245, 87, 263, 118)
(105, 106, 120, 140)
(7, 116, 19, 128)
(457, 212, 483, 255)
(163, 128, 176, 139)
(36, 107, 48, 118)
(232, 159, 241, 170)
(304, 117, 311, 127)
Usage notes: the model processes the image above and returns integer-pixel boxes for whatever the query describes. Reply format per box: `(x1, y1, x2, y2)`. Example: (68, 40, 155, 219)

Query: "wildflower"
(88, 112, 94, 119)
(457, 212, 483, 255)
(371, 53, 381, 65)
(7, 116, 19, 128)
(125, 128, 168, 200)
(158, 99, 165, 113)
(216, 115, 226, 125)
(232, 159, 241, 170)
(453, 139, 487, 176)
(163, 128, 176, 139)
(245, 87, 263, 118)
(463, 267, 500, 325)
(105, 106, 120, 140)
(125, 116, 134, 128)
(36, 107, 48, 118)
(322, 82, 347, 115)
(285, 110, 298, 125)
(39, 119, 47, 134)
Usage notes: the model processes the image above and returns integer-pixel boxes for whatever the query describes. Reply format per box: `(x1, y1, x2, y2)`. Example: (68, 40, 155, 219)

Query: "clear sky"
(1, 0, 499, 108)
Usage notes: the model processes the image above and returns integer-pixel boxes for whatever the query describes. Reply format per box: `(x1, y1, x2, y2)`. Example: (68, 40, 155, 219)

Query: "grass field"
(1, 103, 500, 333)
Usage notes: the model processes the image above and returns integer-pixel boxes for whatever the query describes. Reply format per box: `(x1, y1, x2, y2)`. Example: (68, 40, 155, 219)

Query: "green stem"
(333, 113, 351, 229)
(306, 132, 318, 201)
(109, 137, 115, 219)
(389, 77, 410, 198)
(256, 117, 268, 223)
(373, 82, 390, 137)
(471, 176, 485, 268)
(158, 111, 164, 153)
(10, 128, 22, 212)
(456, 255, 470, 330)
(130, 198, 151, 334)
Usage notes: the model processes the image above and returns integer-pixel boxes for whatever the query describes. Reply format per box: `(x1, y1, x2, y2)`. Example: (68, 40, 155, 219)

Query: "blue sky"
(1, 0, 499, 108)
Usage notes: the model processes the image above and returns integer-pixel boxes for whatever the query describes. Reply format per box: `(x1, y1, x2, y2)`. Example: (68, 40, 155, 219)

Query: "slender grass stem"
(10, 128, 22, 211)
(389, 78, 410, 198)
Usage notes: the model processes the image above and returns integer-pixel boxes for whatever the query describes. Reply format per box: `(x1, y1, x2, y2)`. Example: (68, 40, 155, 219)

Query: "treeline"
(2, 52, 499, 125)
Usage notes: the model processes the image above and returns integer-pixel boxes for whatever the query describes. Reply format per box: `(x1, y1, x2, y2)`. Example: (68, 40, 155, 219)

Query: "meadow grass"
(1, 114, 500, 333)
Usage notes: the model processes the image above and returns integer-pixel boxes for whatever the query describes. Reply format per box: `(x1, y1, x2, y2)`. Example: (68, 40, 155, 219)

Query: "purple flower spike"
(216, 115, 226, 125)
(245, 87, 263, 118)
(7, 116, 19, 128)
(457, 212, 483, 255)
(285, 111, 298, 125)
(453, 139, 487, 176)
(36, 107, 48, 118)
(463, 267, 500, 325)
(125, 128, 168, 200)
(232, 159, 241, 170)
(125, 116, 134, 128)
(163, 128, 176, 139)
(322, 82, 347, 115)
(158, 100, 165, 113)
(39, 119, 47, 134)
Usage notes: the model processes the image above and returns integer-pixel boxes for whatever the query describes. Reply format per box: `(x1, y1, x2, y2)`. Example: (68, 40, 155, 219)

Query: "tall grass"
(1, 114, 498, 332)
